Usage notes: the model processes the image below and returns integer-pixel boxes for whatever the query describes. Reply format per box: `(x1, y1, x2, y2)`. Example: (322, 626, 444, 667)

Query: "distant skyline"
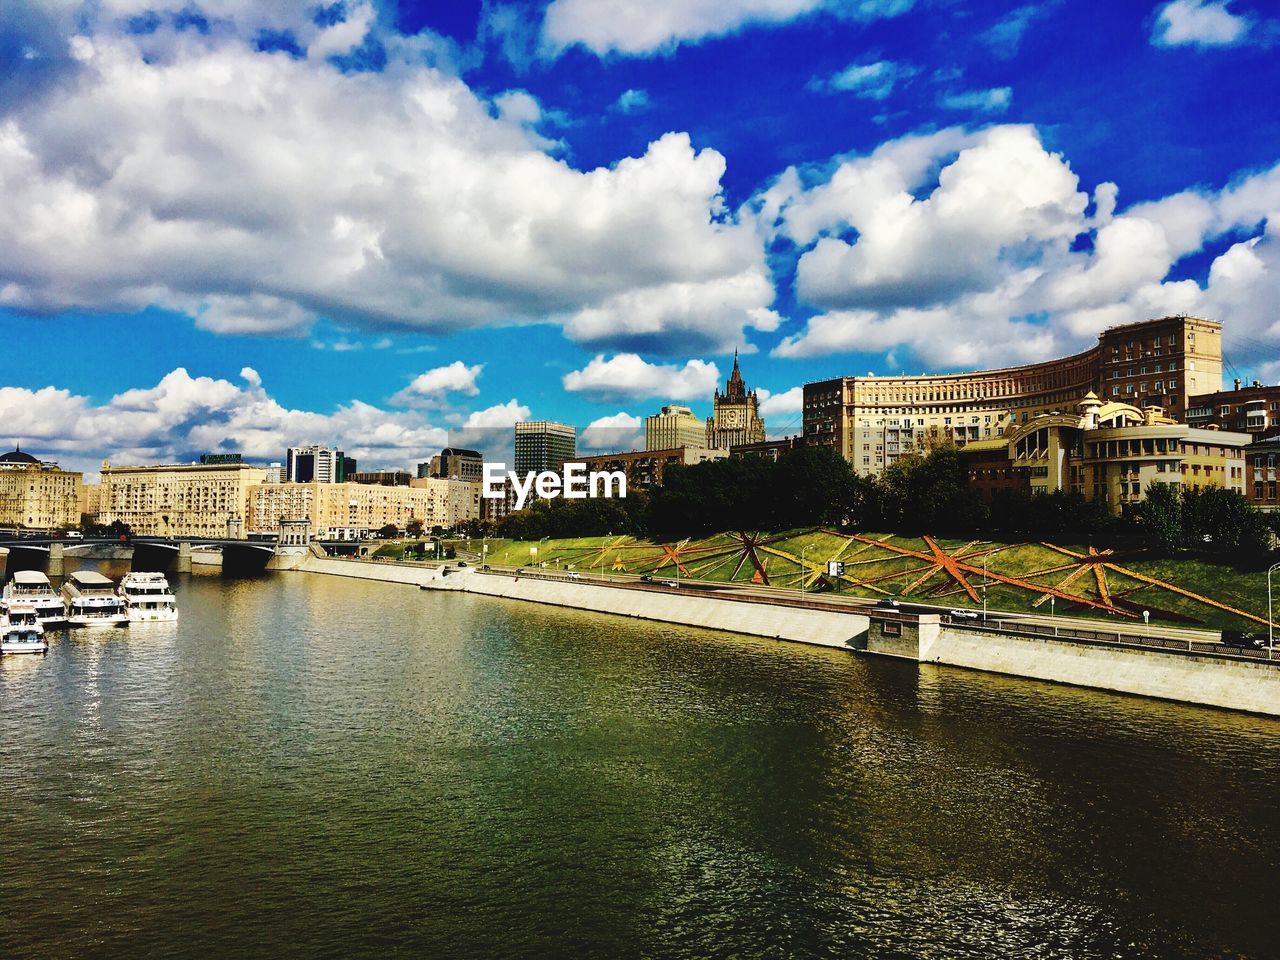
(2, 0, 1279, 475)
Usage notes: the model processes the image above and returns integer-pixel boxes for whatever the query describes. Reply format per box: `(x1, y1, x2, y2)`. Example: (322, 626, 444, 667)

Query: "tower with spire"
(706, 350, 766, 448)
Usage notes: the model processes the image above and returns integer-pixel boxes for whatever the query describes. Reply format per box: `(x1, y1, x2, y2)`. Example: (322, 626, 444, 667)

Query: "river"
(2, 563, 1279, 958)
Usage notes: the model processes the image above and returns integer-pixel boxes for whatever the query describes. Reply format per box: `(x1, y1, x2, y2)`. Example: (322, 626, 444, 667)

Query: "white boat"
(62, 571, 128, 627)
(2, 570, 67, 626)
(2, 603, 48, 654)
(118, 572, 178, 622)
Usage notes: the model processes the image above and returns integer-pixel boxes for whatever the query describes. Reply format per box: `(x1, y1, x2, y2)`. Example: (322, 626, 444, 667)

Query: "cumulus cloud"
(763, 123, 1280, 372)
(563, 354, 721, 401)
(980, 5, 1052, 58)
(0, 3, 774, 355)
(757, 385, 804, 418)
(1151, 0, 1252, 48)
(391, 361, 484, 406)
(580, 412, 645, 452)
(814, 59, 916, 100)
(540, 0, 914, 57)
(0, 366, 459, 475)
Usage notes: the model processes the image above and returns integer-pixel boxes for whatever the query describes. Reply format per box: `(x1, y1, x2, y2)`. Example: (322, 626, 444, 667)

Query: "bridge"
(0, 536, 278, 576)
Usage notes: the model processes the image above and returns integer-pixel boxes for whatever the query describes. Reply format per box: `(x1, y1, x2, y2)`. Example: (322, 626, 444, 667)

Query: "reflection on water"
(2, 564, 1279, 959)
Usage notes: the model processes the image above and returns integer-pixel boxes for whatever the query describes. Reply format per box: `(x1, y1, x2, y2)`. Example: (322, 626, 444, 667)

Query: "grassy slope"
(444, 530, 1274, 632)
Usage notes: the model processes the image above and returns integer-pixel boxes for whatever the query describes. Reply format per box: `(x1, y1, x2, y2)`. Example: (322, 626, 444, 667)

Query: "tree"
(406, 518, 425, 539)
(377, 523, 399, 539)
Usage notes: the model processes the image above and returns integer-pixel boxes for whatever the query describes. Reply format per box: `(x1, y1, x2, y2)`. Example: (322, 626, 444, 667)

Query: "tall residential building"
(804, 315, 1224, 477)
(706, 351, 766, 449)
(1187, 380, 1280, 438)
(513, 421, 576, 476)
(1245, 435, 1280, 512)
(286, 445, 355, 483)
(645, 405, 706, 451)
(99, 461, 269, 537)
(248, 478, 479, 540)
(423, 448, 484, 482)
(0, 448, 83, 530)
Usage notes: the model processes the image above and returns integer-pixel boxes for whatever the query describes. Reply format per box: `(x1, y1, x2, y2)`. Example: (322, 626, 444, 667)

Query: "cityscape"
(4, 315, 1278, 541)
(4, 1, 1280, 958)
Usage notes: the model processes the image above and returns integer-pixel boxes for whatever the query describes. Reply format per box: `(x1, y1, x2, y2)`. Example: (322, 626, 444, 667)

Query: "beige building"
(962, 394, 1249, 514)
(707, 352, 766, 449)
(249, 478, 480, 540)
(99, 461, 269, 538)
(645, 405, 706, 451)
(0, 449, 83, 530)
(806, 315, 1223, 477)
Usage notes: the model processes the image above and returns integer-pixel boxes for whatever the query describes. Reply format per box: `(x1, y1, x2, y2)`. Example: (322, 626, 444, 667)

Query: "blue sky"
(1, 0, 1278, 473)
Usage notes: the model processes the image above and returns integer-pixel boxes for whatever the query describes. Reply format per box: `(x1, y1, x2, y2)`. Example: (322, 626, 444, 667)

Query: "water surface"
(2, 566, 1278, 958)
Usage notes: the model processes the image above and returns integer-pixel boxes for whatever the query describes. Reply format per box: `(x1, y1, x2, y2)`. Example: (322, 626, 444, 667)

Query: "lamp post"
(1050, 593, 1055, 635)
(982, 555, 988, 623)
(1268, 561, 1280, 654)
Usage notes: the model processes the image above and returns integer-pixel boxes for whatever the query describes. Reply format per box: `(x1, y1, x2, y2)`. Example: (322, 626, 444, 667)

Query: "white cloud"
(764, 123, 1280, 374)
(391, 361, 484, 406)
(614, 88, 650, 113)
(0, 9, 773, 355)
(981, 5, 1049, 58)
(0, 366, 457, 475)
(580, 412, 645, 452)
(816, 60, 916, 100)
(540, 0, 914, 57)
(462, 400, 531, 429)
(563, 354, 721, 401)
(939, 86, 1012, 113)
(1151, 0, 1251, 48)
(757, 385, 804, 417)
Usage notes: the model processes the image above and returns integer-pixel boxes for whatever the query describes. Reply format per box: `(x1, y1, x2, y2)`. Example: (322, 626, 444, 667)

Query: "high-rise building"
(804, 315, 1223, 477)
(645, 405, 706, 451)
(513, 422, 576, 476)
(706, 351, 766, 449)
(286, 445, 354, 483)
(0, 448, 83, 530)
(422, 448, 484, 482)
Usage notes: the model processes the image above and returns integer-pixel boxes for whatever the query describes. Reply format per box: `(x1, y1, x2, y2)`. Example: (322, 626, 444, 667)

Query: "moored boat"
(62, 571, 128, 627)
(118, 572, 178, 622)
(2, 570, 67, 626)
(1, 603, 48, 654)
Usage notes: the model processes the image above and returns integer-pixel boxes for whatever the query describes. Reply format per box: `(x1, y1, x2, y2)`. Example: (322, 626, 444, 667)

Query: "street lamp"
(1268, 561, 1280, 652)
(982, 555, 988, 623)
(1050, 593, 1055, 635)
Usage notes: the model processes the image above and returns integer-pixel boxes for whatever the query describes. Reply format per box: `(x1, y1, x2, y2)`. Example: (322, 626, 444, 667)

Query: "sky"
(1, 0, 1279, 476)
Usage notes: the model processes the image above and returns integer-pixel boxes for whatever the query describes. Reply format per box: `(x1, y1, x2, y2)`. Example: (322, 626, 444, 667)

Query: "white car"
(949, 609, 980, 619)
(566, 571, 581, 580)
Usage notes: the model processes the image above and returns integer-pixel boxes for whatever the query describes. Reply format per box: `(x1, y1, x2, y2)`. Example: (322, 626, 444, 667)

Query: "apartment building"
(804, 316, 1223, 476)
(0, 448, 83, 530)
(99, 461, 269, 537)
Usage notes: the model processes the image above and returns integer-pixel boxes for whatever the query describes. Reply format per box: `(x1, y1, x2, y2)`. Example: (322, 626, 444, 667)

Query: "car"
(481, 564, 491, 572)
(639, 575, 654, 583)
(949, 609, 980, 619)
(566, 571, 581, 579)
(875, 598, 901, 609)
(66, 531, 83, 539)
(514, 567, 525, 576)
(1221, 630, 1266, 649)
(457, 561, 468, 567)
(661, 580, 678, 588)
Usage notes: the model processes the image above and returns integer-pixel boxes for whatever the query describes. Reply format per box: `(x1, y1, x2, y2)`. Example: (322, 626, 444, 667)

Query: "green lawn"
(477, 529, 1276, 632)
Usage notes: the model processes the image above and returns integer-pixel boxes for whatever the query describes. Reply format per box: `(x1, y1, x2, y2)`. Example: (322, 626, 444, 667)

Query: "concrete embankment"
(296, 554, 868, 649)
(296, 555, 1280, 717)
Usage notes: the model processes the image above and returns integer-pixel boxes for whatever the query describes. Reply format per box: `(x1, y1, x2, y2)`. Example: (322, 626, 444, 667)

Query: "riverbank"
(294, 554, 1280, 717)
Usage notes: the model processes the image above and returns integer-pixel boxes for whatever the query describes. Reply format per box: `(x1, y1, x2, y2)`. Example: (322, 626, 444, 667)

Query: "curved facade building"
(803, 315, 1223, 475)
